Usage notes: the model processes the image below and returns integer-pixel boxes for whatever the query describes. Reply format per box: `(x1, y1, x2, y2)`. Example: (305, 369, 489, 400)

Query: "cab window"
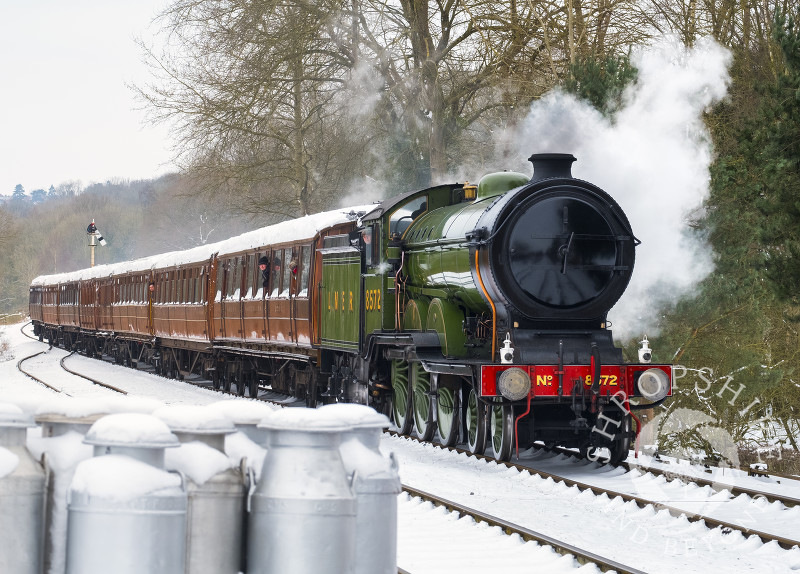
(389, 196, 427, 239)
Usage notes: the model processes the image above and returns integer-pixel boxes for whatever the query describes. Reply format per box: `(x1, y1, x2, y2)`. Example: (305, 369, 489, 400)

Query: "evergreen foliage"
(564, 53, 638, 117)
(644, 12, 800, 460)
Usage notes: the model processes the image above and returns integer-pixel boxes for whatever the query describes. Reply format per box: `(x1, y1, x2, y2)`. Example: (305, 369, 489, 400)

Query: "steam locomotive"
(29, 153, 671, 463)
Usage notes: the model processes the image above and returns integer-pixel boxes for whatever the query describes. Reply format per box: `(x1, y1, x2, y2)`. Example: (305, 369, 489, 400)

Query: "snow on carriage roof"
(32, 204, 372, 286)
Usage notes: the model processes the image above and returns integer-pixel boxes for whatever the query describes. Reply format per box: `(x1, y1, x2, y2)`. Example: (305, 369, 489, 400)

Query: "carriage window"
(299, 245, 311, 297)
(244, 253, 256, 298)
(363, 227, 373, 266)
(216, 261, 224, 301)
(389, 196, 427, 239)
(281, 249, 293, 297)
(270, 250, 283, 297)
(256, 252, 267, 298)
(228, 257, 241, 299)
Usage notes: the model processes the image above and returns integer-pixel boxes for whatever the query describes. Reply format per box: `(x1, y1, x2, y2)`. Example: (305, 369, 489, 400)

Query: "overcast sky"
(0, 0, 175, 196)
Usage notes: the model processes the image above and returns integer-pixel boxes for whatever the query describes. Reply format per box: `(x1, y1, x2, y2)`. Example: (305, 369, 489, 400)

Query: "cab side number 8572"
(365, 289, 381, 311)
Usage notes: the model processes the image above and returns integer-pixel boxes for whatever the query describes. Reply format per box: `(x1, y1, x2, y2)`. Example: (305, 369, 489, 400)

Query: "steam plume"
(504, 36, 732, 339)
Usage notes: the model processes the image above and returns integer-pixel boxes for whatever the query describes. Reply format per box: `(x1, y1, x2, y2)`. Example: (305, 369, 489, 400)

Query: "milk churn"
(154, 405, 246, 574)
(319, 403, 401, 574)
(208, 399, 275, 486)
(29, 403, 100, 574)
(66, 413, 187, 574)
(0, 403, 46, 574)
(208, 398, 278, 445)
(248, 408, 356, 574)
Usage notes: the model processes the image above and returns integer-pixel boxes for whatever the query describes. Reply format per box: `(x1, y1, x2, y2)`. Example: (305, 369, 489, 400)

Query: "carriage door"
(319, 234, 362, 352)
(222, 257, 244, 339)
(293, 245, 313, 345)
(214, 259, 228, 339)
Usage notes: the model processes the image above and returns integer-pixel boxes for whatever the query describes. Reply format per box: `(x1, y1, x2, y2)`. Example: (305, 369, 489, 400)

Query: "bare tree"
(138, 0, 374, 217)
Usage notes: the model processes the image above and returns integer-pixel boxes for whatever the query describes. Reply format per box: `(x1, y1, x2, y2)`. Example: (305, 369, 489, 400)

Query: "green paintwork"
(426, 298, 466, 357)
(391, 359, 411, 432)
(358, 171, 528, 357)
(363, 273, 389, 334)
(404, 298, 429, 331)
(320, 249, 361, 351)
(476, 171, 529, 200)
(411, 362, 432, 437)
(401, 172, 529, 316)
(436, 386, 457, 440)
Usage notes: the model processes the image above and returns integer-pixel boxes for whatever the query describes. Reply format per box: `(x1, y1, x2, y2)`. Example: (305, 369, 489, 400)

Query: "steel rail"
(403, 484, 647, 574)
(17, 351, 69, 394)
(19, 321, 39, 341)
(59, 352, 128, 395)
(387, 431, 800, 550)
(17, 347, 127, 396)
(543, 444, 800, 508)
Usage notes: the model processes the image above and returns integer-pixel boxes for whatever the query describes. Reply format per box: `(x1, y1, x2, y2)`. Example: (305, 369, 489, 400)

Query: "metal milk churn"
(209, 398, 277, 445)
(248, 408, 356, 574)
(37, 412, 105, 438)
(66, 413, 187, 574)
(0, 403, 46, 574)
(154, 405, 246, 574)
(30, 403, 100, 574)
(319, 403, 401, 574)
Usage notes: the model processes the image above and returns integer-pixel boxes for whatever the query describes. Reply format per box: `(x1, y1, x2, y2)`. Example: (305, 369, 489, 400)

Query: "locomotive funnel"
(528, 153, 576, 181)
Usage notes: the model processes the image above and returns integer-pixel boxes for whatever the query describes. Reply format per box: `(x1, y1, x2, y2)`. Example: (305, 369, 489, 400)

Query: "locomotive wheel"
(606, 413, 632, 466)
(391, 360, 413, 434)
(489, 402, 514, 461)
(464, 387, 487, 454)
(436, 378, 460, 447)
(412, 362, 435, 441)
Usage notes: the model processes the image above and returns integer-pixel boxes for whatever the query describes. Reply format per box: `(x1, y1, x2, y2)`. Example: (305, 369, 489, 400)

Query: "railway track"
(543, 444, 800, 507)
(402, 484, 647, 573)
(17, 351, 68, 394)
(17, 348, 127, 396)
(388, 431, 800, 550)
(18, 323, 799, 549)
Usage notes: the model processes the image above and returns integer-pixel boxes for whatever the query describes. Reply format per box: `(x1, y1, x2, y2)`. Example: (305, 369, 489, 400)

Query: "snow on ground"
(515, 448, 800, 541)
(384, 434, 800, 573)
(3, 321, 800, 573)
(397, 492, 604, 574)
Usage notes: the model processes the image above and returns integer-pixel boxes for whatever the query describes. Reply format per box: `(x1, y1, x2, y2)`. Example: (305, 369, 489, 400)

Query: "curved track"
(17, 351, 67, 394)
(17, 345, 127, 397)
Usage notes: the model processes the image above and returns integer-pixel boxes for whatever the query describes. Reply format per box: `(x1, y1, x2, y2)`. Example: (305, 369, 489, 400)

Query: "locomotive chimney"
(528, 153, 577, 182)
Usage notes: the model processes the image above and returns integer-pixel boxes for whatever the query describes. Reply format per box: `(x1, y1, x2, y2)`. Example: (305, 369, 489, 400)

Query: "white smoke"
(503, 36, 732, 340)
